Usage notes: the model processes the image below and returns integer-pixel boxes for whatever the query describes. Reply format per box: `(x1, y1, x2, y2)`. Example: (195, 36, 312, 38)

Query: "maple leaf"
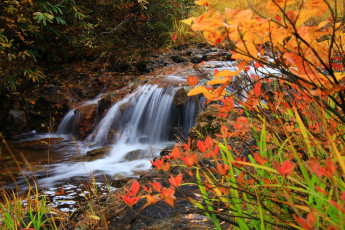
(197, 140, 206, 153)
(273, 160, 295, 177)
(169, 173, 183, 187)
(204, 136, 213, 150)
(253, 82, 261, 95)
(170, 146, 181, 160)
(161, 187, 176, 207)
(254, 153, 268, 165)
(145, 194, 160, 204)
(181, 153, 198, 167)
(187, 75, 198, 87)
(217, 163, 230, 176)
(118, 193, 140, 207)
(150, 181, 162, 192)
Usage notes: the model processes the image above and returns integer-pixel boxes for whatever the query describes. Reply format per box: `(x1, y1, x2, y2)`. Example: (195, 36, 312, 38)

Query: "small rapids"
(11, 83, 199, 191)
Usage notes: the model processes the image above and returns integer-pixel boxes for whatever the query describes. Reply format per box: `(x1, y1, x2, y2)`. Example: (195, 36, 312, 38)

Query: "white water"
(32, 84, 184, 187)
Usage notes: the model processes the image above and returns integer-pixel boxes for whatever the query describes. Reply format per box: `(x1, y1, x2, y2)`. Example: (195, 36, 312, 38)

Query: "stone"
(74, 104, 98, 138)
(160, 142, 176, 157)
(191, 54, 205, 64)
(7, 110, 28, 133)
(173, 88, 188, 108)
(170, 55, 186, 63)
(123, 149, 147, 161)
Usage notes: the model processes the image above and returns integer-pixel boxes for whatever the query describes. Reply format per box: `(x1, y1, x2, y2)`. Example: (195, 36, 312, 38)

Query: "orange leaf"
(187, 75, 198, 87)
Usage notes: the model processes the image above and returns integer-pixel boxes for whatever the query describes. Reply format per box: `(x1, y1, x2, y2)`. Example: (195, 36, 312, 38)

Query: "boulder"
(6, 110, 28, 133)
(74, 104, 98, 138)
(173, 88, 188, 108)
(74, 146, 112, 161)
(123, 149, 147, 161)
(160, 142, 176, 157)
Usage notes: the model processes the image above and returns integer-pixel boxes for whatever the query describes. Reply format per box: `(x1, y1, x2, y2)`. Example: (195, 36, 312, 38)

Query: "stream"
(1, 60, 239, 212)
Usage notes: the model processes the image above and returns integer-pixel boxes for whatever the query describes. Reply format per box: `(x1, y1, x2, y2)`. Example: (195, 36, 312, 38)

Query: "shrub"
(119, 0, 345, 229)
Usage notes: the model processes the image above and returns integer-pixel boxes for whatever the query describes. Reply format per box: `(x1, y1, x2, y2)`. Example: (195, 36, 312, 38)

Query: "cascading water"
(34, 84, 197, 187)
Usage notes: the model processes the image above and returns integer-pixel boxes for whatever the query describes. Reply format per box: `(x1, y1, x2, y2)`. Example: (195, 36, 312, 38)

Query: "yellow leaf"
(214, 62, 246, 78)
(334, 72, 345, 81)
(181, 17, 194, 26)
(206, 78, 229, 85)
(187, 85, 208, 96)
(317, 21, 329, 29)
(195, 0, 209, 6)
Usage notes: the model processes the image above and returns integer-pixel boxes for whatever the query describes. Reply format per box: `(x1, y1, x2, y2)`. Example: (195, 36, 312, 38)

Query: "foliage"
(0, 0, 193, 93)
(0, 184, 63, 230)
(118, 0, 345, 229)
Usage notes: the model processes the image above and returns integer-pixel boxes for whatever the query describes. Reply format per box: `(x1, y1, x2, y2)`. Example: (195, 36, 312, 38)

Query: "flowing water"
(2, 60, 243, 211)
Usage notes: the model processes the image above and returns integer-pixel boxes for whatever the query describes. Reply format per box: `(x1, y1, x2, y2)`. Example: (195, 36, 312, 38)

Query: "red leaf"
(325, 158, 336, 178)
(254, 153, 268, 165)
(187, 75, 198, 87)
(161, 187, 176, 207)
(131, 180, 140, 196)
(254, 82, 261, 95)
(275, 14, 281, 23)
(150, 181, 162, 192)
(197, 140, 206, 153)
(169, 173, 183, 187)
(204, 136, 213, 150)
(214, 69, 219, 75)
(217, 163, 230, 175)
(181, 153, 197, 167)
(314, 186, 329, 196)
(170, 146, 180, 160)
(308, 159, 328, 177)
(273, 160, 295, 177)
(145, 194, 160, 204)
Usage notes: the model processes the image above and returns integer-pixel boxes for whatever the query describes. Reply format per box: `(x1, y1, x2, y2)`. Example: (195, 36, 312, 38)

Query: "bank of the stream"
(0, 45, 238, 229)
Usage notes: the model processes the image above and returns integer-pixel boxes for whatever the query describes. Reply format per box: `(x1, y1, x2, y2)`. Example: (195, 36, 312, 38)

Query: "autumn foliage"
(118, 0, 345, 229)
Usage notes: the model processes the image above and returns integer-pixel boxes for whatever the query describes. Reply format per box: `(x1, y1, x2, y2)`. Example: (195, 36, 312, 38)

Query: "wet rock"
(170, 55, 186, 63)
(87, 146, 112, 158)
(119, 101, 132, 112)
(107, 62, 130, 72)
(123, 149, 147, 161)
(17, 138, 64, 151)
(191, 54, 205, 64)
(160, 142, 176, 157)
(74, 104, 98, 138)
(7, 110, 28, 133)
(38, 86, 66, 104)
(74, 146, 112, 161)
(173, 88, 188, 108)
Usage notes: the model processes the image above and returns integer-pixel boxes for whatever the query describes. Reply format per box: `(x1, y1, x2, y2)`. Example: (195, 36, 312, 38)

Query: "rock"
(17, 138, 64, 151)
(191, 54, 205, 64)
(74, 104, 98, 138)
(87, 146, 112, 157)
(6, 110, 28, 133)
(160, 142, 176, 157)
(119, 101, 132, 112)
(173, 88, 188, 108)
(123, 149, 147, 161)
(73, 146, 112, 161)
(38, 86, 65, 104)
(170, 55, 186, 63)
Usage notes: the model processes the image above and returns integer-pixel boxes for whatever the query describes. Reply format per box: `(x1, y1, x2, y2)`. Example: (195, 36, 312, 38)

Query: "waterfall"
(86, 84, 177, 146)
(34, 84, 199, 186)
(56, 109, 76, 135)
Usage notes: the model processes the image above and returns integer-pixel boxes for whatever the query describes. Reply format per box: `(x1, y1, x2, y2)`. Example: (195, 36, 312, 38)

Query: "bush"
(119, 0, 345, 229)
